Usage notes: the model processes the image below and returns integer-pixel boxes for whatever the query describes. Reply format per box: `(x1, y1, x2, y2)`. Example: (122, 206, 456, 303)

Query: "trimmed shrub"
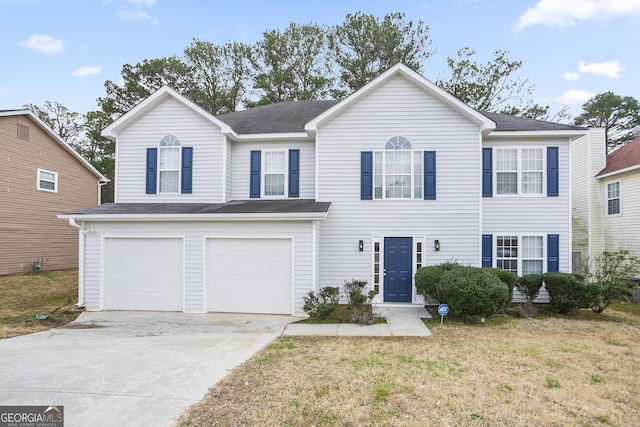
(589, 280, 637, 313)
(516, 274, 544, 304)
(543, 272, 593, 314)
(414, 265, 444, 299)
(435, 266, 509, 322)
(303, 286, 339, 319)
(486, 268, 518, 307)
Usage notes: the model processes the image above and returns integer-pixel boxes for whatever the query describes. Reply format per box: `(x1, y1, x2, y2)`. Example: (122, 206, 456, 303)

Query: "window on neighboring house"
(373, 136, 423, 199)
(37, 169, 57, 192)
(495, 148, 543, 195)
(264, 150, 286, 196)
(159, 135, 181, 193)
(607, 181, 621, 215)
(496, 235, 544, 275)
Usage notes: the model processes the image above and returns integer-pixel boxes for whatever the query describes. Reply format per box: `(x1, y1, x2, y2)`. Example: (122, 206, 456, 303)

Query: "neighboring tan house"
(0, 110, 108, 275)
(572, 131, 640, 272)
(60, 64, 586, 314)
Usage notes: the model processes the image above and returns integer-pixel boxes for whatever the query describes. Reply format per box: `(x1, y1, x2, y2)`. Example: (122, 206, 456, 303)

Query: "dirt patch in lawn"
(177, 303, 640, 427)
(0, 270, 83, 339)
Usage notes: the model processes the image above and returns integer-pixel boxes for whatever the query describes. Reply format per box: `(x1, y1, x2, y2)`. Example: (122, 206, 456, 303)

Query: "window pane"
(265, 174, 285, 195)
(522, 172, 543, 194)
(159, 171, 179, 193)
(374, 152, 383, 199)
(497, 172, 517, 194)
(497, 235, 518, 273)
(39, 180, 55, 190)
(497, 149, 517, 171)
(521, 149, 542, 171)
(522, 260, 543, 275)
(40, 171, 55, 181)
(264, 151, 285, 174)
(608, 199, 620, 215)
(160, 147, 180, 169)
(522, 236, 543, 258)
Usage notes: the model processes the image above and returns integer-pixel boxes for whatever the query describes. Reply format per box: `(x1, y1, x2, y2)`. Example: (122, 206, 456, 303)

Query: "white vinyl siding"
(603, 172, 640, 257)
(230, 140, 315, 199)
(484, 138, 571, 273)
(80, 220, 314, 315)
(115, 97, 225, 203)
(316, 75, 483, 294)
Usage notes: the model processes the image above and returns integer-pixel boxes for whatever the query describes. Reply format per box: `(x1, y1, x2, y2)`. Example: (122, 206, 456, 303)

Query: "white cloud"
(20, 34, 65, 55)
(563, 72, 580, 80)
(71, 66, 102, 77)
(558, 89, 594, 105)
(578, 60, 624, 78)
(117, 7, 149, 21)
(125, 0, 157, 5)
(515, 0, 640, 31)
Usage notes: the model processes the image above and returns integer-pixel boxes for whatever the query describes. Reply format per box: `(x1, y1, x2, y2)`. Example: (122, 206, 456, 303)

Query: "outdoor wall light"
(434, 240, 441, 251)
(359, 240, 364, 252)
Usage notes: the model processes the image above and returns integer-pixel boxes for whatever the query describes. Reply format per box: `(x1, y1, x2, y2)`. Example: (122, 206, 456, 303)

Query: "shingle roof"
(597, 136, 640, 176)
(217, 100, 340, 134)
(63, 199, 331, 216)
(479, 111, 585, 132)
(215, 100, 584, 135)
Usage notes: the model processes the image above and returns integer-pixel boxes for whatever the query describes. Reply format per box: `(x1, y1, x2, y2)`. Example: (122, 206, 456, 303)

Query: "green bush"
(589, 280, 637, 313)
(414, 265, 444, 298)
(586, 250, 640, 313)
(485, 268, 518, 307)
(343, 279, 374, 307)
(543, 272, 593, 314)
(303, 286, 339, 319)
(516, 274, 544, 304)
(435, 266, 509, 322)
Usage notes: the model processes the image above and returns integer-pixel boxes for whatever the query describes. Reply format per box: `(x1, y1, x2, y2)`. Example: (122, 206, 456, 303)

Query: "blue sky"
(2, 0, 639, 120)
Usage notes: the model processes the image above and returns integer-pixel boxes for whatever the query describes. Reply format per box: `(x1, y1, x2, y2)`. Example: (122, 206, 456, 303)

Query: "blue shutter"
(547, 234, 560, 272)
(482, 148, 492, 197)
(424, 151, 436, 200)
(181, 147, 193, 194)
(250, 150, 261, 198)
(482, 234, 493, 267)
(288, 149, 300, 198)
(547, 147, 559, 197)
(361, 151, 373, 200)
(146, 148, 157, 194)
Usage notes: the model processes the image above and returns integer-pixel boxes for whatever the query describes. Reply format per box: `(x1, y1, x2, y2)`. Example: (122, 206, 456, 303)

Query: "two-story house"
(60, 64, 586, 314)
(572, 131, 640, 272)
(0, 109, 107, 276)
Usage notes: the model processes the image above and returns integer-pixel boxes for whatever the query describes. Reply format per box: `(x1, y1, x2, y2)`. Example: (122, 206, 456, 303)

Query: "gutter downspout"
(68, 218, 88, 307)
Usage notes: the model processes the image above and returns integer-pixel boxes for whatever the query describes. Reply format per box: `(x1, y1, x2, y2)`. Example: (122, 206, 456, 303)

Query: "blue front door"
(384, 237, 413, 302)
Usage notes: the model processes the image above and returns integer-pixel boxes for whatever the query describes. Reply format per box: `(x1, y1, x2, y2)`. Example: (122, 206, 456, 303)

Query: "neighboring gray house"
(60, 64, 586, 314)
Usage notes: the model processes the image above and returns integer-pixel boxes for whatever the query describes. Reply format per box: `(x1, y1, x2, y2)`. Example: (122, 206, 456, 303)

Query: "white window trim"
(158, 135, 181, 194)
(606, 180, 622, 216)
(494, 233, 546, 276)
(493, 147, 546, 197)
(373, 149, 423, 200)
(37, 168, 58, 193)
(261, 149, 288, 199)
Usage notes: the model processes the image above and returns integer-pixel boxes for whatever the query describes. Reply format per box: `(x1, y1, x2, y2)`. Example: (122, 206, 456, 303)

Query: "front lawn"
(0, 270, 82, 338)
(177, 303, 640, 426)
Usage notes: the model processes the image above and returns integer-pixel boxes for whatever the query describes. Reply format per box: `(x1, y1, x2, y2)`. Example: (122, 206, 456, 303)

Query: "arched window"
(373, 136, 422, 199)
(159, 135, 181, 193)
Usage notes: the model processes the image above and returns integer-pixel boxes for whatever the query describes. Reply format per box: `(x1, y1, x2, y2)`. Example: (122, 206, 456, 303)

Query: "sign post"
(437, 303, 449, 325)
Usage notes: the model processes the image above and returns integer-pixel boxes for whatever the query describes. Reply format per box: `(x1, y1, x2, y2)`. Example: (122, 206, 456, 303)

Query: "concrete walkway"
(283, 305, 432, 337)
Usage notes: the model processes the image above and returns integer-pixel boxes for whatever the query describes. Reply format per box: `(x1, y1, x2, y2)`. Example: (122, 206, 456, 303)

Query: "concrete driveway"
(0, 311, 297, 426)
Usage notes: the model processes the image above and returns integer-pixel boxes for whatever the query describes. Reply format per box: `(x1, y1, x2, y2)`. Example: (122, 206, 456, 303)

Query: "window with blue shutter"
(547, 147, 559, 197)
(250, 150, 261, 198)
(482, 234, 493, 267)
(181, 147, 193, 194)
(547, 234, 559, 272)
(482, 148, 492, 197)
(361, 151, 373, 200)
(146, 148, 157, 194)
(424, 151, 436, 200)
(288, 149, 300, 198)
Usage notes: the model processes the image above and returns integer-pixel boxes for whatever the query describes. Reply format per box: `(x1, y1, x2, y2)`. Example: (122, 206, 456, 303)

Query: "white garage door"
(104, 238, 183, 311)
(206, 238, 292, 314)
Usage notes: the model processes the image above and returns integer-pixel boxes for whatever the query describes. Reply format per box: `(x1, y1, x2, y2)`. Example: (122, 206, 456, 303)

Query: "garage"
(103, 238, 184, 311)
(206, 238, 292, 314)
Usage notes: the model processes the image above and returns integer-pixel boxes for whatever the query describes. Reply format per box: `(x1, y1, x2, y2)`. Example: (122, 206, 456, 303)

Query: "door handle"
(383, 268, 386, 277)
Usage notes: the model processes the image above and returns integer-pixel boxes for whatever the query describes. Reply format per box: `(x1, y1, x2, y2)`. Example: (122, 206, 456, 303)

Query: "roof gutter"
(58, 212, 330, 222)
